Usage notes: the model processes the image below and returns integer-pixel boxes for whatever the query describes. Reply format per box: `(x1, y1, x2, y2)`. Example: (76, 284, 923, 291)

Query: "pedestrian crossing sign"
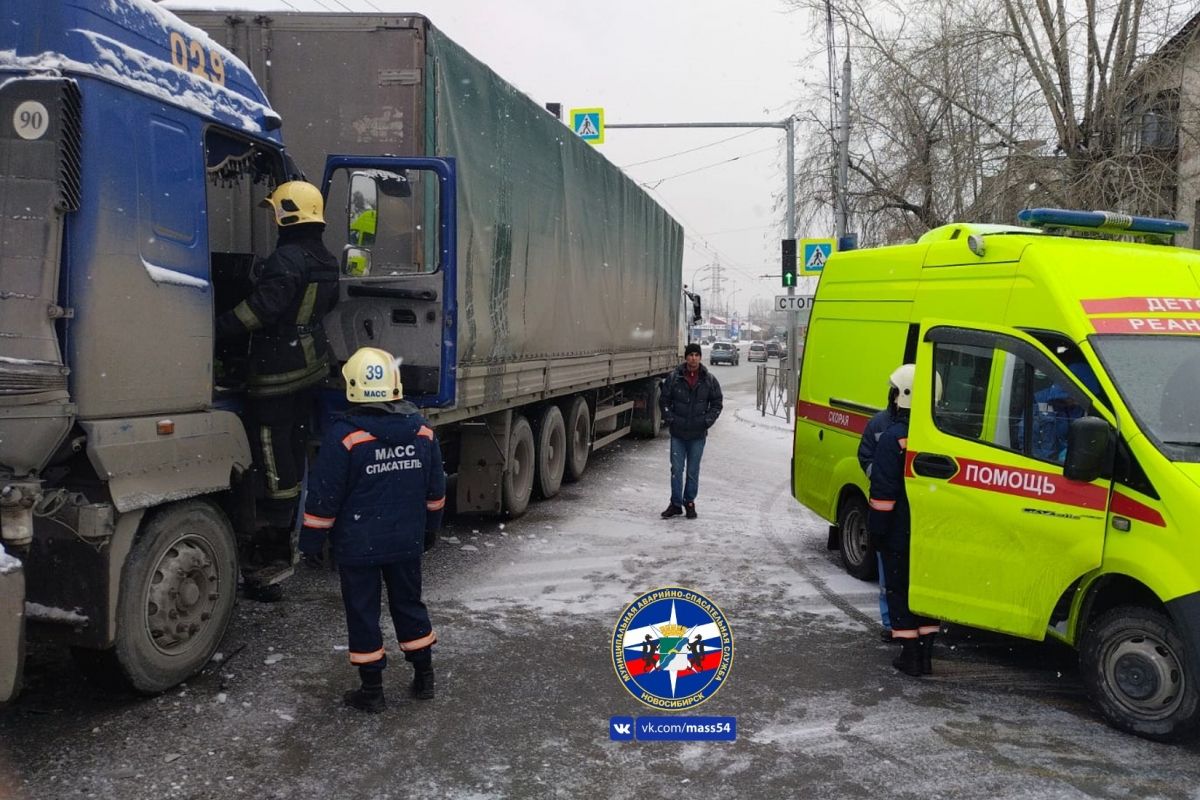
(570, 107, 605, 145)
(801, 238, 836, 274)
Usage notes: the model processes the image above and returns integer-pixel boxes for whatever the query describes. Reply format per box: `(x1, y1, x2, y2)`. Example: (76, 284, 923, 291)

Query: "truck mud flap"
(0, 556, 25, 702)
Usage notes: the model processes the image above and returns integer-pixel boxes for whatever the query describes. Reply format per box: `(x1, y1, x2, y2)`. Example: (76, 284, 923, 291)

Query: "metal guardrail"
(755, 363, 792, 423)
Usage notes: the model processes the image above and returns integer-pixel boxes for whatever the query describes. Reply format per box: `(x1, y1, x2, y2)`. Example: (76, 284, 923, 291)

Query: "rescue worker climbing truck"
(176, 9, 696, 514)
(792, 208, 1200, 740)
(0, 2, 691, 702)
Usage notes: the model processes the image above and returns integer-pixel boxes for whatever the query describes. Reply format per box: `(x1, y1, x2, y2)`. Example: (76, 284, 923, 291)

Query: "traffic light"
(781, 238, 797, 287)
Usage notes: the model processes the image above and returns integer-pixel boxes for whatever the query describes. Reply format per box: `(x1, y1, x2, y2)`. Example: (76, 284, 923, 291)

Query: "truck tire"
(533, 405, 567, 499)
(561, 396, 591, 483)
(113, 501, 238, 694)
(631, 380, 662, 439)
(502, 414, 536, 517)
(837, 493, 877, 581)
(1079, 606, 1200, 741)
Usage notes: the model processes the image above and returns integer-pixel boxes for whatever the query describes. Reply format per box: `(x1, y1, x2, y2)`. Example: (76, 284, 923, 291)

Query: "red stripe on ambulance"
(935, 455, 1109, 510)
(1081, 296, 1200, 314)
(795, 401, 870, 434)
(1111, 491, 1166, 527)
(1090, 317, 1200, 334)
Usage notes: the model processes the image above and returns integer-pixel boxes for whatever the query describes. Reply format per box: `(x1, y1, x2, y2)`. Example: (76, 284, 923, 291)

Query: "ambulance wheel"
(114, 501, 238, 694)
(502, 414, 536, 517)
(562, 396, 591, 483)
(1080, 606, 1200, 741)
(836, 494, 877, 581)
(533, 405, 567, 500)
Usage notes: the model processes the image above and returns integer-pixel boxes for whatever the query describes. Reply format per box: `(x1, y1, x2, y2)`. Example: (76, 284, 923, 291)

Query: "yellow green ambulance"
(792, 209, 1200, 740)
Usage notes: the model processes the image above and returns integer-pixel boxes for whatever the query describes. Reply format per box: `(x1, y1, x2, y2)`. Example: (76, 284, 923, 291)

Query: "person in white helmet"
(868, 364, 941, 676)
(299, 347, 446, 712)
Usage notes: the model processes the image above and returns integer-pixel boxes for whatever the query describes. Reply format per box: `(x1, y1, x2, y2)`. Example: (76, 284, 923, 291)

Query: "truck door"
(906, 322, 1111, 639)
(320, 156, 457, 407)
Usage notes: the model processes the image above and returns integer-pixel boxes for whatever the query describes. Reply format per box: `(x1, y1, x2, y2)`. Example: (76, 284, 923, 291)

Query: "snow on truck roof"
(1, 0, 281, 138)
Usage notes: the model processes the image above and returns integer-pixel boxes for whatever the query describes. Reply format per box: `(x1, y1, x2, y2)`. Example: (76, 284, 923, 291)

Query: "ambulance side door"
(906, 323, 1110, 640)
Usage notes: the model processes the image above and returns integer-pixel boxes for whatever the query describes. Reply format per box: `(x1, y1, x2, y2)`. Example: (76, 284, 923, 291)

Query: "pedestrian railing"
(756, 363, 792, 423)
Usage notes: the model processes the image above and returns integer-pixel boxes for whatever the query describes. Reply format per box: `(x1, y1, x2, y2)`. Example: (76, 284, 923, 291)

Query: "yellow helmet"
(342, 347, 403, 403)
(262, 181, 324, 226)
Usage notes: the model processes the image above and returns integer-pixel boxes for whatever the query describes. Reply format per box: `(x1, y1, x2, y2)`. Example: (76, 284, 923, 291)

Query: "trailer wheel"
(113, 501, 238, 694)
(631, 380, 662, 439)
(836, 493, 877, 581)
(502, 414, 536, 517)
(533, 405, 567, 500)
(1080, 606, 1200, 741)
(562, 396, 591, 483)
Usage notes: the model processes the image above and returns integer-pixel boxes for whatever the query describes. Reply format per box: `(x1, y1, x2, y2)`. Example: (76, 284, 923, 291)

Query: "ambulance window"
(933, 336, 1089, 464)
(932, 342, 991, 440)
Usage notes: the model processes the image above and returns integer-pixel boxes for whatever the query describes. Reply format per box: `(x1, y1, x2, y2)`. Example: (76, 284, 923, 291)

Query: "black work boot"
(892, 638, 923, 677)
(344, 669, 385, 713)
(661, 504, 683, 519)
(919, 633, 936, 675)
(684, 502, 697, 519)
(412, 662, 436, 700)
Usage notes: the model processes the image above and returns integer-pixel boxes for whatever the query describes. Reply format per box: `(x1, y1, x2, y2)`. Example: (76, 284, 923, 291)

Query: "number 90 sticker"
(13, 101, 49, 141)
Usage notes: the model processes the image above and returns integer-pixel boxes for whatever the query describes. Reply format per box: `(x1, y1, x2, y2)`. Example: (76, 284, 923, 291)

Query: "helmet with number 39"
(342, 347, 402, 403)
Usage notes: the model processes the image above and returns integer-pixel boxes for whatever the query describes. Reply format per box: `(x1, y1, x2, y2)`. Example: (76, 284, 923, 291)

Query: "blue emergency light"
(1017, 208, 1189, 238)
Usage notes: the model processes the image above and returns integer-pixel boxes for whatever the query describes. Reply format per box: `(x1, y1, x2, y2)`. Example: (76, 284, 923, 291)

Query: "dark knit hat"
(684, 343, 702, 357)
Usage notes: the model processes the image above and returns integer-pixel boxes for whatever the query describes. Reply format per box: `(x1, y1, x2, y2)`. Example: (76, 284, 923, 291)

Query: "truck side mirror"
(691, 294, 702, 325)
(342, 245, 371, 277)
(348, 172, 379, 247)
(1064, 416, 1115, 482)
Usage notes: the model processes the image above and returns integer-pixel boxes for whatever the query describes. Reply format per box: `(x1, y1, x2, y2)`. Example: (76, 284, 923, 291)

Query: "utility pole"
(836, 54, 851, 242)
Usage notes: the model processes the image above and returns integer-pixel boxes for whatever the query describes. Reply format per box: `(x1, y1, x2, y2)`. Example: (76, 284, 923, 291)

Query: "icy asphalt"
(2, 349, 1200, 799)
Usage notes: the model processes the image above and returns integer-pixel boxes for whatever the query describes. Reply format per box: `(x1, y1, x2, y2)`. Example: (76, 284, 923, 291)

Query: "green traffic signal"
(781, 238, 797, 287)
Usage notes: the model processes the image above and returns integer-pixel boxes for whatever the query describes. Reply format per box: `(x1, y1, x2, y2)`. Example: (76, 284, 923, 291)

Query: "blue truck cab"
(0, 0, 422, 700)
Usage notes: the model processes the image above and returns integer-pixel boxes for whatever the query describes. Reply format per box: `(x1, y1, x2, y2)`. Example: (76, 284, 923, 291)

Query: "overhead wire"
(638, 146, 778, 190)
(618, 129, 762, 169)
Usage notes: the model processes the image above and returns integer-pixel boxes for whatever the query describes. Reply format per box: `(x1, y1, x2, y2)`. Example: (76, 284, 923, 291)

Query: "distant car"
(747, 342, 768, 362)
(709, 340, 739, 366)
(765, 341, 781, 358)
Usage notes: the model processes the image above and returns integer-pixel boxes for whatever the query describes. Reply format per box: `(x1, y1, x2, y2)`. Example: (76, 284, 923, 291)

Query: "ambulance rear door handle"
(912, 453, 957, 479)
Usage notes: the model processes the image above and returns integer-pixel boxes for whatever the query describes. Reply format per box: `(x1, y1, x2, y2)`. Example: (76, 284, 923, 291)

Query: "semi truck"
(0, 2, 690, 701)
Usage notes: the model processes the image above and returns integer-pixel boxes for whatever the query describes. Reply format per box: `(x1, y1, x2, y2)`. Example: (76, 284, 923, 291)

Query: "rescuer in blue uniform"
(858, 380, 900, 642)
(299, 347, 446, 712)
(868, 364, 941, 677)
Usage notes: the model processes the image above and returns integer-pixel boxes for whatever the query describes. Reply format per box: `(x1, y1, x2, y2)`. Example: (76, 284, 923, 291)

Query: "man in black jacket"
(658, 343, 723, 519)
(216, 180, 340, 601)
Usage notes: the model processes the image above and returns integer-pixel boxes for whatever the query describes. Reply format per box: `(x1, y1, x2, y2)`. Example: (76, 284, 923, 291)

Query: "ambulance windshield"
(1094, 335, 1200, 460)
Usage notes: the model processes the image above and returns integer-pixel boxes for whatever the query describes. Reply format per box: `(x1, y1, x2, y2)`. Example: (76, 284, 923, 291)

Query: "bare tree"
(788, 0, 1200, 244)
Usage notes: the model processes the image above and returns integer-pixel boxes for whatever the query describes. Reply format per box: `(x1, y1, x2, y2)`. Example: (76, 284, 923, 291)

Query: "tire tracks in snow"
(757, 478, 878, 630)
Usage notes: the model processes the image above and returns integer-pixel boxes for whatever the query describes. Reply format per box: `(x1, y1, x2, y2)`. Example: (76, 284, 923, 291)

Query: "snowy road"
(2, 350, 1200, 799)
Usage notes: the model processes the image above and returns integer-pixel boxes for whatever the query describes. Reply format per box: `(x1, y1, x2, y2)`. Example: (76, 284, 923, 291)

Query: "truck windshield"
(1093, 335, 1200, 461)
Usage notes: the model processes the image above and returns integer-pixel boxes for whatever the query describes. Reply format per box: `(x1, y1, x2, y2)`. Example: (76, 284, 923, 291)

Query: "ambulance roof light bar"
(1017, 208, 1189, 241)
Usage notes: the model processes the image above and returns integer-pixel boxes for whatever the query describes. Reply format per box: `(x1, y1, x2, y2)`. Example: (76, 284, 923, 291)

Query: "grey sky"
(168, 0, 821, 317)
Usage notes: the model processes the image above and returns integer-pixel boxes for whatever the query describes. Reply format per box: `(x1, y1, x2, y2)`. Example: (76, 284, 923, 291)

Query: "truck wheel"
(561, 396, 591, 483)
(114, 501, 238, 694)
(1080, 606, 1200, 741)
(502, 414, 536, 517)
(533, 405, 567, 500)
(631, 380, 662, 439)
(836, 493, 877, 581)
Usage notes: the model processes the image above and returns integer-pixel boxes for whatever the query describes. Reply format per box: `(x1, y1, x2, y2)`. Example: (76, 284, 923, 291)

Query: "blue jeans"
(669, 435, 706, 506)
(877, 552, 891, 629)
